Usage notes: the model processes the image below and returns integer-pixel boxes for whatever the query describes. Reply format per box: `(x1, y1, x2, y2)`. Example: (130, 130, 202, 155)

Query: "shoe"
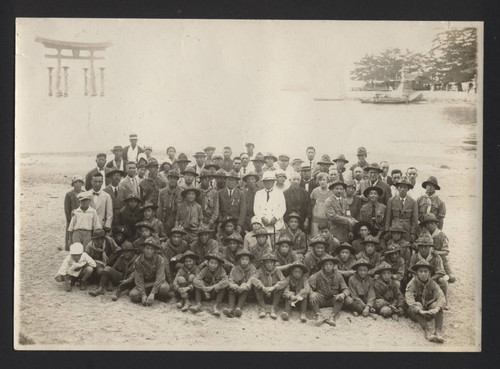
(79, 281, 88, 291)
(189, 304, 201, 313)
(300, 313, 307, 323)
(212, 306, 221, 317)
(111, 293, 119, 301)
(89, 288, 104, 297)
(352, 311, 359, 317)
(281, 312, 290, 321)
(443, 304, 450, 310)
(65, 279, 72, 292)
(435, 334, 445, 343)
(234, 307, 243, 318)
(391, 314, 399, 322)
(223, 308, 234, 318)
(181, 301, 190, 312)
(325, 317, 336, 326)
(369, 313, 378, 320)
(258, 309, 267, 318)
(176, 301, 184, 309)
(270, 308, 278, 320)
(448, 274, 456, 284)
(314, 316, 326, 327)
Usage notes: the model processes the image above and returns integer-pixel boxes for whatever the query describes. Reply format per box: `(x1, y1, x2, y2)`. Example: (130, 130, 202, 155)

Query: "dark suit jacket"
(385, 195, 419, 239)
(103, 184, 127, 217)
(360, 179, 392, 205)
(85, 167, 111, 191)
(105, 159, 128, 171)
(122, 145, 144, 162)
(283, 186, 312, 222)
(300, 179, 318, 197)
(218, 187, 246, 227)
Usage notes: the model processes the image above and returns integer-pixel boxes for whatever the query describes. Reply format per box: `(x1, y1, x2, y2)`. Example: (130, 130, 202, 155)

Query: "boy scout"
(385, 177, 419, 243)
(373, 261, 405, 320)
(84, 229, 121, 281)
(274, 261, 309, 322)
(405, 260, 446, 343)
(325, 180, 357, 243)
(333, 243, 357, 282)
(141, 202, 167, 242)
(173, 251, 200, 312)
(190, 226, 219, 264)
(179, 167, 199, 191)
(129, 237, 171, 306)
(303, 236, 328, 275)
(117, 194, 143, 242)
(279, 212, 308, 258)
(252, 253, 285, 319)
(243, 216, 263, 250)
(359, 186, 386, 239)
(351, 221, 374, 254)
(274, 235, 299, 276)
(359, 163, 392, 205)
(356, 235, 382, 276)
(249, 227, 273, 267)
(216, 218, 238, 249)
(162, 227, 190, 281)
(420, 214, 456, 283)
(308, 254, 349, 327)
(224, 249, 258, 318)
(199, 169, 219, 227)
(133, 221, 156, 250)
(192, 253, 229, 316)
(176, 188, 203, 244)
(380, 244, 405, 289)
(67, 192, 102, 248)
(417, 176, 446, 229)
(218, 170, 247, 233)
(318, 223, 341, 255)
(386, 223, 413, 269)
(345, 259, 377, 319)
(221, 232, 245, 272)
(55, 242, 96, 292)
(139, 159, 166, 205)
(157, 169, 182, 233)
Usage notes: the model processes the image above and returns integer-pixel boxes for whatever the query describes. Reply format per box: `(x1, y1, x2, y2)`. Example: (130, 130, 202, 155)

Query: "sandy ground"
(14, 111, 481, 351)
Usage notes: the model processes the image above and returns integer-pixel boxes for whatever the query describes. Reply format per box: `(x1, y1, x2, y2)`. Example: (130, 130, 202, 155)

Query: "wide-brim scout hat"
(288, 261, 308, 274)
(361, 235, 380, 246)
(251, 152, 266, 163)
(181, 167, 199, 177)
(135, 221, 155, 233)
(204, 146, 216, 152)
(351, 258, 374, 270)
(225, 170, 240, 180)
(395, 177, 414, 189)
(204, 253, 225, 264)
(364, 163, 383, 173)
(333, 154, 349, 164)
(116, 242, 141, 254)
(224, 232, 244, 245)
(71, 175, 84, 185)
(416, 235, 434, 247)
(91, 229, 106, 239)
(69, 242, 84, 255)
(410, 259, 435, 275)
(334, 242, 356, 256)
(363, 185, 383, 198)
(383, 244, 401, 256)
(212, 169, 227, 179)
(204, 163, 221, 171)
(146, 158, 159, 168)
(179, 250, 200, 263)
(193, 151, 207, 158)
(175, 153, 191, 163)
(328, 180, 347, 190)
(106, 167, 126, 178)
(123, 194, 143, 204)
(422, 176, 441, 190)
(221, 217, 238, 229)
(196, 225, 215, 235)
(235, 249, 255, 261)
(420, 214, 439, 226)
(352, 221, 375, 237)
(212, 154, 224, 161)
(142, 237, 162, 250)
(111, 145, 124, 153)
(242, 172, 260, 182)
(389, 223, 405, 233)
(169, 226, 188, 237)
(167, 169, 181, 179)
(309, 236, 328, 248)
(357, 147, 367, 155)
(112, 226, 127, 235)
(199, 169, 212, 178)
(252, 228, 273, 237)
(284, 212, 303, 224)
(259, 253, 279, 263)
(140, 202, 159, 212)
(275, 234, 295, 247)
(375, 261, 395, 275)
(317, 254, 339, 269)
(77, 192, 92, 201)
(181, 188, 201, 198)
(263, 152, 278, 162)
(317, 154, 334, 165)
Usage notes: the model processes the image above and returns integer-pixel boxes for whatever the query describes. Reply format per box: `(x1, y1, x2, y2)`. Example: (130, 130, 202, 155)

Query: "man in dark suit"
(299, 165, 318, 197)
(284, 172, 311, 231)
(385, 177, 419, 243)
(85, 153, 111, 191)
(359, 163, 392, 205)
(103, 167, 127, 228)
(218, 170, 246, 233)
(122, 133, 144, 163)
(380, 161, 393, 186)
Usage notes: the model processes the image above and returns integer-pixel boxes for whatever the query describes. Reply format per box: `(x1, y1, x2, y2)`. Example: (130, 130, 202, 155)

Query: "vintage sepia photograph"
(14, 18, 482, 351)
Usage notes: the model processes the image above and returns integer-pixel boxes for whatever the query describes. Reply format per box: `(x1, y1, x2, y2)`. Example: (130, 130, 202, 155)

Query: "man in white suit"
(87, 172, 114, 233)
(118, 161, 141, 198)
(253, 173, 286, 243)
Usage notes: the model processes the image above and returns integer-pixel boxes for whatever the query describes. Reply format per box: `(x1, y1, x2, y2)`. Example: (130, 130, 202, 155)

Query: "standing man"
(175, 153, 191, 174)
(332, 154, 351, 183)
(139, 158, 166, 205)
(222, 146, 234, 172)
(242, 172, 260, 231)
(218, 170, 247, 233)
(232, 157, 243, 175)
(278, 154, 295, 180)
(325, 181, 357, 243)
(390, 169, 403, 197)
(245, 142, 255, 161)
(123, 133, 144, 163)
(204, 146, 216, 165)
(253, 174, 287, 238)
(166, 146, 177, 166)
(313, 155, 334, 181)
(199, 169, 219, 229)
(406, 167, 422, 198)
(103, 167, 127, 228)
(305, 146, 317, 172)
(88, 173, 114, 233)
(263, 153, 279, 172)
(349, 147, 369, 172)
(192, 152, 207, 177)
(118, 161, 141, 198)
(283, 172, 311, 231)
(360, 163, 392, 205)
(380, 161, 393, 185)
(85, 153, 110, 191)
(157, 169, 182, 233)
(291, 158, 304, 173)
(352, 167, 364, 196)
(106, 146, 127, 171)
(250, 152, 265, 181)
(239, 153, 251, 177)
(299, 165, 317, 197)
(385, 177, 419, 243)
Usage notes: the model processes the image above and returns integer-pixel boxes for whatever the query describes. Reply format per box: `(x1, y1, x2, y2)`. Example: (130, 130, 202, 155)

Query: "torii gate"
(35, 36, 112, 97)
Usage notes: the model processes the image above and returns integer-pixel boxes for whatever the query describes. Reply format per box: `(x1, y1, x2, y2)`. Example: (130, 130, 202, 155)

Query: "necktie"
(426, 196, 432, 214)
(114, 188, 118, 197)
(229, 190, 233, 198)
(243, 168, 246, 174)
(266, 191, 270, 202)
(401, 198, 405, 207)
(371, 203, 376, 226)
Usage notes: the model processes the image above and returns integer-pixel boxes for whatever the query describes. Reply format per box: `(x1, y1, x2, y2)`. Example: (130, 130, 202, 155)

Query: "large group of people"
(57, 133, 455, 343)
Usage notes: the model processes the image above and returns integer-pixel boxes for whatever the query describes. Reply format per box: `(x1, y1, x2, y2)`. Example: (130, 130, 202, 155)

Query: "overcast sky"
(15, 19, 479, 154)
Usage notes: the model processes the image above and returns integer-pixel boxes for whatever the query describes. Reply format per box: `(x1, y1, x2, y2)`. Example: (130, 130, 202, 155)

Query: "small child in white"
(55, 242, 96, 291)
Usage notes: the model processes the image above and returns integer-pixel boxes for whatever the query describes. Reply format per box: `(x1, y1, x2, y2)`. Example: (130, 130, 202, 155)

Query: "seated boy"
(141, 202, 167, 242)
(345, 259, 377, 319)
(223, 249, 257, 318)
(243, 216, 263, 250)
(420, 214, 456, 283)
(276, 261, 310, 322)
(249, 228, 273, 267)
(356, 235, 382, 276)
(351, 221, 373, 254)
(112, 226, 133, 248)
(190, 225, 219, 264)
(304, 236, 328, 275)
(85, 229, 121, 282)
(216, 218, 238, 249)
(162, 226, 190, 281)
(373, 261, 405, 320)
(380, 244, 405, 289)
(221, 232, 245, 273)
(173, 251, 200, 312)
(129, 237, 171, 306)
(333, 243, 357, 282)
(176, 188, 203, 244)
(279, 212, 308, 259)
(318, 222, 341, 255)
(252, 253, 285, 319)
(191, 253, 229, 316)
(55, 242, 96, 291)
(133, 221, 156, 249)
(387, 223, 413, 266)
(308, 254, 349, 327)
(274, 235, 299, 276)
(406, 260, 446, 343)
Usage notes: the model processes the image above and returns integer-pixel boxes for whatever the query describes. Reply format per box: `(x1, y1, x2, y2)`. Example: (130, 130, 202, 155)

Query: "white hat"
(71, 175, 84, 185)
(69, 242, 84, 255)
(275, 169, 287, 178)
(250, 216, 263, 226)
(262, 173, 277, 181)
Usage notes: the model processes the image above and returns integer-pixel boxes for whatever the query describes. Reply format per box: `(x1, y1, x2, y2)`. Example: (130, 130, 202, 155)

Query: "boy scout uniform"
(385, 178, 419, 242)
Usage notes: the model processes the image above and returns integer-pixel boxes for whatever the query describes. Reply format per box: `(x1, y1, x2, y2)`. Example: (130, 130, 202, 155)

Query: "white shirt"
(253, 188, 286, 232)
(127, 145, 139, 162)
(112, 159, 124, 171)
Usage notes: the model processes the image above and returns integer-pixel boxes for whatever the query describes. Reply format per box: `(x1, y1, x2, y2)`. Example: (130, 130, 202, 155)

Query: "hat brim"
(196, 229, 215, 235)
(251, 158, 265, 163)
(364, 166, 383, 173)
(275, 239, 296, 247)
(181, 189, 201, 198)
(363, 186, 384, 198)
(317, 258, 339, 268)
(395, 182, 414, 190)
(410, 264, 435, 274)
(259, 257, 279, 263)
(242, 174, 260, 182)
(169, 229, 187, 236)
(389, 226, 405, 233)
(375, 266, 395, 274)
(136, 224, 156, 233)
(361, 239, 381, 246)
(352, 221, 376, 237)
(124, 197, 143, 203)
(142, 242, 162, 250)
(317, 161, 334, 166)
(252, 232, 273, 238)
(224, 237, 244, 245)
(235, 252, 255, 261)
(264, 156, 278, 162)
(284, 214, 304, 223)
(116, 247, 141, 254)
(91, 233, 106, 239)
(288, 264, 308, 273)
(310, 240, 328, 248)
(422, 181, 441, 190)
(204, 255, 225, 264)
(106, 170, 126, 178)
(383, 248, 400, 255)
(351, 262, 374, 270)
(79, 197, 92, 202)
(334, 245, 355, 255)
(181, 171, 199, 177)
(141, 204, 159, 211)
(179, 254, 200, 263)
(329, 182, 347, 190)
(333, 158, 349, 164)
(71, 178, 84, 185)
